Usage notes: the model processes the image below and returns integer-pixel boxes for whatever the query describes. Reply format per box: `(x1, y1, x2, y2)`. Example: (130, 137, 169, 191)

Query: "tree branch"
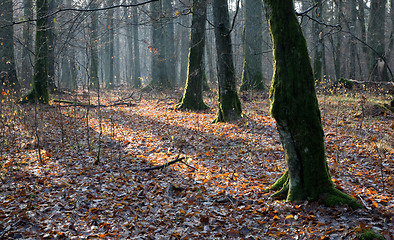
(131, 155, 186, 172)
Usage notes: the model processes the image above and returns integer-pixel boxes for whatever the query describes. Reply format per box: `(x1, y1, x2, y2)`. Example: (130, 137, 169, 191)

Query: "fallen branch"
(53, 100, 135, 108)
(131, 155, 186, 172)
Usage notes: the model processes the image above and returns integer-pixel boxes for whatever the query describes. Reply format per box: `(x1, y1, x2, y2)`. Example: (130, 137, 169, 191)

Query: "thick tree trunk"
(212, 0, 242, 122)
(266, 0, 361, 209)
(240, 0, 265, 91)
(367, 0, 389, 82)
(177, 0, 208, 110)
(0, 0, 20, 90)
(22, 0, 50, 103)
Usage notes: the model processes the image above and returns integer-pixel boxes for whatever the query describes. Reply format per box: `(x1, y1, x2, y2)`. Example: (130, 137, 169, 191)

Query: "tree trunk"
(212, 0, 242, 122)
(333, 0, 342, 80)
(266, 0, 361, 209)
(22, 0, 50, 103)
(163, 0, 176, 86)
(0, 0, 20, 90)
(150, 1, 171, 89)
(178, 13, 191, 86)
(312, 0, 324, 82)
(240, 0, 265, 91)
(132, 0, 141, 88)
(367, 0, 389, 82)
(348, 0, 357, 79)
(177, 0, 208, 110)
(47, 0, 58, 92)
(21, 0, 33, 88)
(107, 0, 115, 88)
(89, 1, 99, 89)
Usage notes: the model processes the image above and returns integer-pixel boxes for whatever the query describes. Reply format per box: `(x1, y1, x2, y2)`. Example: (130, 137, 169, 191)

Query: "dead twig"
(131, 155, 186, 172)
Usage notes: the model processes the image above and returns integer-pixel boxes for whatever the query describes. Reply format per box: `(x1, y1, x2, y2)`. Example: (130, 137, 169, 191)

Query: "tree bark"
(367, 0, 389, 82)
(266, 0, 361, 209)
(312, 0, 324, 82)
(47, 0, 58, 92)
(149, 1, 171, 89)
(21, 0, 34, 88)
(132, 0, 141, 88)
(212, 0, 242, 122)
(163, 0, 176, 86)
(89, 0, 99, 89)
(178, 0, 208, 110)
(107, 0, 115, 88)
(0, 0, 20, 90)
(21, 0, 50, 103)
(240, 0, 265, 91)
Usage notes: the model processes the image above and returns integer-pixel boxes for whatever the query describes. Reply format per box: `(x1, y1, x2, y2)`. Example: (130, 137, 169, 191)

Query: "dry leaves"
(0, 89, 392, 239)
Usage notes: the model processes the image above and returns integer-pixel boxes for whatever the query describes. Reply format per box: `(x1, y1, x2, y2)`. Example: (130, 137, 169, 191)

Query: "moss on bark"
(266, 0, 361, 209)
(20, 0, 50, 104)
(212, 0, 242, 122)
(177, 0, 209, 111)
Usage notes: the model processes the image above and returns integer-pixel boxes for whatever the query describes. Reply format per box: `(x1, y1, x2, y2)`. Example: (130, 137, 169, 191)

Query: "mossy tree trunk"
(266, 0, 361, 209)
(0, 0, 20, 90)
(149, 1, 171, 89)
(89, 0, 99, 90)
(240, 0, 265, 91)
(312, 0, 323, 83)
(177, 0, 208, 110)
(21, 0, 50, 103)
(212, 0, 242, 122)
(367, 0, 389, 82)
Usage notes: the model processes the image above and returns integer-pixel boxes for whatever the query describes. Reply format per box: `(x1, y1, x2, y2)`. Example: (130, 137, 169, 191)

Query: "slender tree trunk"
(367, 0, 389, 81)
(347, 0, 357, 79)
(312, 0, 324, 83)
(163, 0, 176, 86)
(212, 0, 242, 122)
(266, 0, 360, 209)
(21, 0, 33, 88)
(22, 0, 50, 103)
(107, 0, 115, 88)
(47, 0, 58, 92)
(333, 0, 342, 80)
(132, 0, 141, 88)
(240, 0, 265, 91)
(89, 1, 99, 89)
(0, 0, 20, 90)
(178, 0, 208, 110)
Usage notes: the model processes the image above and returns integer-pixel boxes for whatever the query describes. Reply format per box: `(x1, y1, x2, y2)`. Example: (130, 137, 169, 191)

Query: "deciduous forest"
(0, 0, 393, 239)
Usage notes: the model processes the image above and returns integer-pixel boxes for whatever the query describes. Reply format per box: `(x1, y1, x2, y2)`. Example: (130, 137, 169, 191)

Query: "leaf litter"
(0, 89, 392, 239)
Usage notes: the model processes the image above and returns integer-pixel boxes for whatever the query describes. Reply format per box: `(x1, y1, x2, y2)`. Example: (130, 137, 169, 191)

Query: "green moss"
(266, 0, 360, 209)
(323, 188, 362, 210)
(213, 90, 242, 123)
(358, 229, 386, 240)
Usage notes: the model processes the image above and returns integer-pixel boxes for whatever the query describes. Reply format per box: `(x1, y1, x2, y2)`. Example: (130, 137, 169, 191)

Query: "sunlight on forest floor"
(0, 88, 392, 239)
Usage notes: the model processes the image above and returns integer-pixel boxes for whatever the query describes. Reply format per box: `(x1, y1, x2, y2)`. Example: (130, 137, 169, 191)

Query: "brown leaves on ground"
(0, 89, 392, 239)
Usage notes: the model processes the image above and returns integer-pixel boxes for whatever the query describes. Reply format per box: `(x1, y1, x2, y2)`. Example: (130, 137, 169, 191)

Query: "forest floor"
(0, 87, 393, 239)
